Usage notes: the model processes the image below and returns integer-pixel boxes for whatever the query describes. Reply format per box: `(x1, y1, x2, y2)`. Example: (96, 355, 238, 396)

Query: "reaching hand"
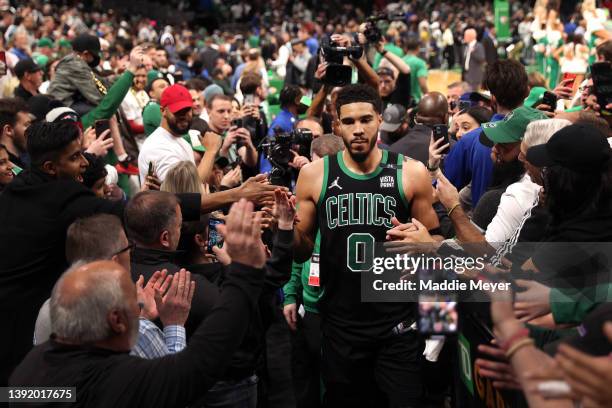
(513, 279, 552, 322)
(141, 174, 161, 191)
(476, 340, 522, 390)
(217, 199, 267, 268)
(128, 46, 146, 74)
(85, 130, 114, 157)
(154, 269, 195, 327)
(283, 303, 298, 331)
(82, 126, 97, 149)
(212, 243, 232, 266)
(552, 78, 574, 100)
(220, 166, 242, 188)
(552, 325, 612, 407)
(288, 150, 310, 170)
(238, 174, 286, 207)
(435, 173, 460, 211)
(428, 134, 449, 170)
(274, 188, 296, 230)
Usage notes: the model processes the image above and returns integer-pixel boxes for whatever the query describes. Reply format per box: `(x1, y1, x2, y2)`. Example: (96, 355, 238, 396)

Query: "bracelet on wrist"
(426, 162, 439, 172)
(500, 327, 529, 352)
(506, 338, 535, 359)
(447, 203, 461, 217)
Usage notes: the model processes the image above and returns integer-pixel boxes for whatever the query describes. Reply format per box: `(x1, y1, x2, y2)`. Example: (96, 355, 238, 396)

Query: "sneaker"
(116, 156, 139, 176)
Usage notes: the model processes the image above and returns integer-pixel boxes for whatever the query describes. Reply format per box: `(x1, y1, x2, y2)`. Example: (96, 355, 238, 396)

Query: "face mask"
(297, 104, 308, 115)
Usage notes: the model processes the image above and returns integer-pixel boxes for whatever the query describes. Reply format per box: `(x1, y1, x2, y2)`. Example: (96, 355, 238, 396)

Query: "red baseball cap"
(160, 84, 193, 114)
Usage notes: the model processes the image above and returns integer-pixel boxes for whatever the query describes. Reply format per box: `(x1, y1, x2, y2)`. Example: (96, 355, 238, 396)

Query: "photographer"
(374, 39, 413, 109)
(238, 72, 268, 147)
(207, 94, 259, 170)
(261, 85, 307, 174)
(304, 33, 379, 128)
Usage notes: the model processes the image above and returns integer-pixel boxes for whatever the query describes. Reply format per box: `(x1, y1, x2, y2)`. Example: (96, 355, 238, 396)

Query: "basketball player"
(293, 84, 441, 407)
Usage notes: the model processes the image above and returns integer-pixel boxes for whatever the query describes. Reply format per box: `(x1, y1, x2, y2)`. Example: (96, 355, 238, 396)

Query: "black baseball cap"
(376, 67, 395, 79)
(526, 124, 611, 171)
(71, 34, 101, 54)
(14, 58, 42, 79)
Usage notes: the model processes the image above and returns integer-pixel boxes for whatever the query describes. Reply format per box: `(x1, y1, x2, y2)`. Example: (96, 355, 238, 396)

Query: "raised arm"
(293, 159, 323, 263)
(374, 40, 411, 75)
(404, 159, 440, 231)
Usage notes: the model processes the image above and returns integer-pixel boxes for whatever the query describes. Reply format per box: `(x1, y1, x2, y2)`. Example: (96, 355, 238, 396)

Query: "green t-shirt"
(402, 54, 429, 102)
(373, 43, 404, 70)
(142, 101, 162, 137)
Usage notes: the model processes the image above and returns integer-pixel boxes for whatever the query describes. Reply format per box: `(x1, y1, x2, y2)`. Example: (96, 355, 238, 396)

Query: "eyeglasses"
(114, 242, 135, 256)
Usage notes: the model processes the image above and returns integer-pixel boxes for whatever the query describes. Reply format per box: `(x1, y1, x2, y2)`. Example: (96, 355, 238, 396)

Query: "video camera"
(363, 13, 406, 44)
(319, 36, 363, 87)
(261, 127, 313, 188)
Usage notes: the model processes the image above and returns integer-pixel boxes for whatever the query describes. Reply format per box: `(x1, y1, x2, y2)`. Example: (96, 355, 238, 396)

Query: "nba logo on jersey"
(379, 175, 394, 189)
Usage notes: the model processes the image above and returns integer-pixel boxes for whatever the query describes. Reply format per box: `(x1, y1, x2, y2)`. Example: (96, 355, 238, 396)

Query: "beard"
(490, 158, 525, 189)
(168, 119, 191, 136)
(344, 135, 377, 163)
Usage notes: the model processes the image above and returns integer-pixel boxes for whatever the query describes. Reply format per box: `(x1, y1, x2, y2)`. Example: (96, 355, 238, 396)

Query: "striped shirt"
(130, 318, 186, 359)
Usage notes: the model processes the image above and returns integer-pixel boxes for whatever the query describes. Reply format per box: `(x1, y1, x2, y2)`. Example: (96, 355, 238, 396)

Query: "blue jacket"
(443, 113, 505, 206)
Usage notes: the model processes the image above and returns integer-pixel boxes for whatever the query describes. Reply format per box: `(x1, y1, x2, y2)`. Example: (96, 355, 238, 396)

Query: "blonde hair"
(161, 161, 204, 194)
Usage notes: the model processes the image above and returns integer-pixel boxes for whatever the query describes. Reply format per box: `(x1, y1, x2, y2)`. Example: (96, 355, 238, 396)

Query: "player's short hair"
(335, 84, 383, 117)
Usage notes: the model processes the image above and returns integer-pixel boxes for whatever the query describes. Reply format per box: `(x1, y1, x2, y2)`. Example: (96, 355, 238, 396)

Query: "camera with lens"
(319, 36, 363, 87)
(363, 13, 406, 44)
(261, 127, 313, 187)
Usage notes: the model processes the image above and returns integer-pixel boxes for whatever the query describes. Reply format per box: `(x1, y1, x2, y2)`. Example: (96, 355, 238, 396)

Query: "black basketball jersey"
(316, 149, 413, 342)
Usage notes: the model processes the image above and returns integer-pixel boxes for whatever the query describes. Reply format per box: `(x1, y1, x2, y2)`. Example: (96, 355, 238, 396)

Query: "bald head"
(464, 28, 477, 43)
(50, 261, 139, 350)
(416, 92, 449, 125)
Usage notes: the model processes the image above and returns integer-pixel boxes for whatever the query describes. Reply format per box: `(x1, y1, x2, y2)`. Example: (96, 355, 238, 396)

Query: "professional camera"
(363, 13, 406, 44)
(319, 36, 363, 87)
(261, 127, 313, 187)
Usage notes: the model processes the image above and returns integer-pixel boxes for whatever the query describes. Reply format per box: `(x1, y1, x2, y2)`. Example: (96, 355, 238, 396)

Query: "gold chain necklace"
(91, 72, 108, 95)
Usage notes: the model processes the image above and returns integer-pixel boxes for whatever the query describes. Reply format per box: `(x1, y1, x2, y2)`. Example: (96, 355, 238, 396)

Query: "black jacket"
(130, 246, 219, 339)
(387, 124, 431, 165)
(0, 169, 201, 385)
(185, 229, 293, 382)
(9, 263, 266, 408)
(14, 84, 34, 101)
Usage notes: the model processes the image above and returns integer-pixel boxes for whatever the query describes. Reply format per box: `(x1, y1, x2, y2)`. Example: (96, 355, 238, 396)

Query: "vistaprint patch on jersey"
(379, 175, 395, 188)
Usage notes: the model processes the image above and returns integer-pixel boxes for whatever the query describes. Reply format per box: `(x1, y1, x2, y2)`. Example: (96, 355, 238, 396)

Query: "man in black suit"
(481, 23, 499, 66)
(462, 28, 486, 92)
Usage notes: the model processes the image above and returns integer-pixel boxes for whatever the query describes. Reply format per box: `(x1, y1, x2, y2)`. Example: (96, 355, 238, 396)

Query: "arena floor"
(427, 69, 462, 94)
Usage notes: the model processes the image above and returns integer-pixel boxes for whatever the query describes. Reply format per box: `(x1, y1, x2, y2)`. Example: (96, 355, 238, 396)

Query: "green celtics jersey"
(316, 150, 413, 342)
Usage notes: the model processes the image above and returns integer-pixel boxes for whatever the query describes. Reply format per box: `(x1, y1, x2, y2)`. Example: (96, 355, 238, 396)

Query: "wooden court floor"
(427, 69, 462, 94)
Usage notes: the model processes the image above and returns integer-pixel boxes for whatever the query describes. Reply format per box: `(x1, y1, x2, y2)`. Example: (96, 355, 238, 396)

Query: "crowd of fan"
(0, 0, 611, 407)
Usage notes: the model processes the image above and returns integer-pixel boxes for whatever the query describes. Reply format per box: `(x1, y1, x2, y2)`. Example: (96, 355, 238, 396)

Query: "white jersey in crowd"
(485, 174, 541, 247)
(121, 88, 150, 127)
(138, 126, 194, 182)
